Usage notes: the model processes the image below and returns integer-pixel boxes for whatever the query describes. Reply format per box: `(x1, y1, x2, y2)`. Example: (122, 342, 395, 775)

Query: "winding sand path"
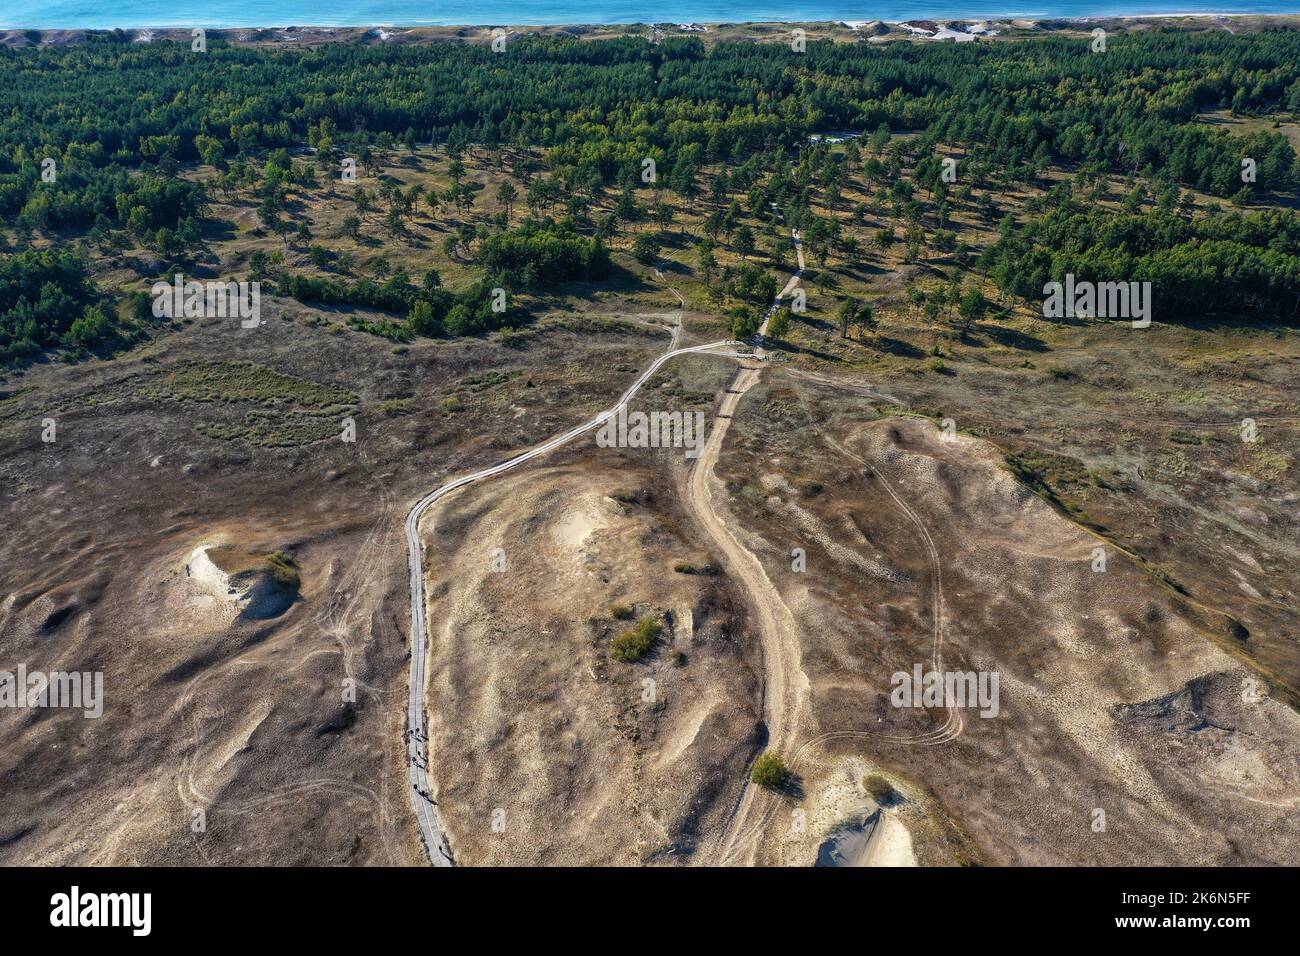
(687, 232, 809, 866)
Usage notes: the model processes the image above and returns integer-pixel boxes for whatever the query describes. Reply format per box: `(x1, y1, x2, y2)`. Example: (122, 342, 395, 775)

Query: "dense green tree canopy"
(3, 28, 1300, 364)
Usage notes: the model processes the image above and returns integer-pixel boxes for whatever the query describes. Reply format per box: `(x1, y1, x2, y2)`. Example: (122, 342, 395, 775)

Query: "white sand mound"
(184, 544, 298, 620)
(864, 811, 917, 866)
(187, 545, 238, 601)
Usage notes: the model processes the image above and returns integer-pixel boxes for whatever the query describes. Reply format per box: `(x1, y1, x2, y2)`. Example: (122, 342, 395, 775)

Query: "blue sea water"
(3, 0, 1299, 30)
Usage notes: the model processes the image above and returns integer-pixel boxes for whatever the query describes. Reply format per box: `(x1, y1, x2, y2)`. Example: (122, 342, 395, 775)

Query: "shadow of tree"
(981, 323, 1050, 352)
(872, 335, 926, 358)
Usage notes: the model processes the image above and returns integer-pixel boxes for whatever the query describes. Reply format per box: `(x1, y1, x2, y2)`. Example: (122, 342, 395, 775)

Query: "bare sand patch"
(422, 459, 760, 865)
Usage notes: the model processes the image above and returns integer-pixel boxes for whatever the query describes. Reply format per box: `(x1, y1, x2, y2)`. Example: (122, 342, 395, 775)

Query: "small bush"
(258, 551, 301, 588)
(610, 603, 634, 620)
(751, 752, 788, 789)
(797, 480, 824, 498)
(862, 774, 898, 804)
(612, 617, 662, 663)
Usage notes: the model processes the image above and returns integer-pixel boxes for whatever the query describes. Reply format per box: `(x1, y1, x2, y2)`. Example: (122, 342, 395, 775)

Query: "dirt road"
(687, 231, 812, 865)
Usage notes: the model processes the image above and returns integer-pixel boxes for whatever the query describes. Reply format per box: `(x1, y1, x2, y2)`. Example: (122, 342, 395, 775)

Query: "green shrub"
(632, 233, 661, 265)
(612, 617, 662, 663)
(751, 752, 788, 789)
(766, 307, 791, 340)
(264, 551, 301, 588)
(610, 603, 634, 620)
(673, 562, 717, 576)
